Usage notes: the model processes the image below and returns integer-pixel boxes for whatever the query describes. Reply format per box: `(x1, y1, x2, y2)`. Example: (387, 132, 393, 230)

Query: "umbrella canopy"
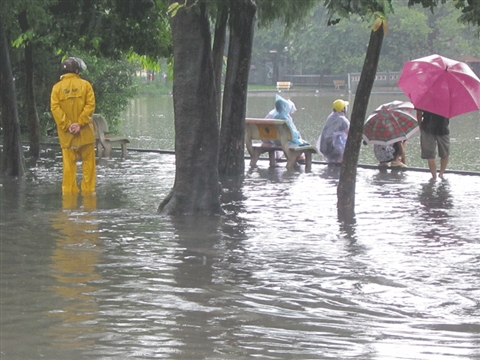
(363, 100, 419, 145)
(398, 54, 480, 118)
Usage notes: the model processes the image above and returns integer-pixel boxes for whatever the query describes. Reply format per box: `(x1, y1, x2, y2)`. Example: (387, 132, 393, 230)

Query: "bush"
(78, 54, 138, 134)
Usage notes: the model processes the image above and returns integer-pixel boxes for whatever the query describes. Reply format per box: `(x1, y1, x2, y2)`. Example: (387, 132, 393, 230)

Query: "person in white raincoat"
(317, 99, 350, 163)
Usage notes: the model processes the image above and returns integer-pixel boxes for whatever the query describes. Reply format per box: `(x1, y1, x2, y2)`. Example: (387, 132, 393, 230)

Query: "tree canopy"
(48, 0, 171, 60)
(250, 1, 480, 78)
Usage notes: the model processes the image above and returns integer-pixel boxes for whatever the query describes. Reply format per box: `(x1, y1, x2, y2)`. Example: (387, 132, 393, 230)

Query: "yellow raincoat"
(51, 73, 96, 194)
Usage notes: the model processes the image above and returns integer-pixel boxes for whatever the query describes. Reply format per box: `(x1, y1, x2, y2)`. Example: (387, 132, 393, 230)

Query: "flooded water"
(1, 92, 480, 359)
(1, 146, 480, 359)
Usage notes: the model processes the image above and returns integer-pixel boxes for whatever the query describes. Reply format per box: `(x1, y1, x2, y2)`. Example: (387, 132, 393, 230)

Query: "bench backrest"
(245, 118, 293, 148)
(276, 81, 292, 90)
(93, 114, 109, 134)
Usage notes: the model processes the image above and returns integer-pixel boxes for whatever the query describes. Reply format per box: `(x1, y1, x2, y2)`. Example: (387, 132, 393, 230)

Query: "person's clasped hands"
(69, 123, 81, 134)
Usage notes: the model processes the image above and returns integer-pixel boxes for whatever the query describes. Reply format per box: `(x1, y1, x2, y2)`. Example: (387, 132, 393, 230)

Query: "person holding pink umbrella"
(416, 109, 450, 180)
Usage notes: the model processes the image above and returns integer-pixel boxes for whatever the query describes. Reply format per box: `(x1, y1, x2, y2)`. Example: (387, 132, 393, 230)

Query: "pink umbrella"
(398, 54, 480, 118)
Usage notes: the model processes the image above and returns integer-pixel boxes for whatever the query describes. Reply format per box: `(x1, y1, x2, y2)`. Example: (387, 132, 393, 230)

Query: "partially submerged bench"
(245, 118, 318, 172)
(93, 114, 130, 158)
(276, 81, 292, 91)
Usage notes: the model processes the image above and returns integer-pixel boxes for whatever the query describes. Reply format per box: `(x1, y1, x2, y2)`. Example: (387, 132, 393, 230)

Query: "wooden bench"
(245, 118, 318, 172)
(276, 81, 292, 91)
(93, 114, 130, 158)
(333, 79, 345, 90)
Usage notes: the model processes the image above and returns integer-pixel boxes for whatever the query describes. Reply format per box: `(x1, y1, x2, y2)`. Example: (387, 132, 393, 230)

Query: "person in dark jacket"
(417, 109, 450, 180)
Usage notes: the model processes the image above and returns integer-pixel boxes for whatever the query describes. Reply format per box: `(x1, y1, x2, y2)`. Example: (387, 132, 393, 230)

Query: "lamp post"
(269, 50, 278, 86)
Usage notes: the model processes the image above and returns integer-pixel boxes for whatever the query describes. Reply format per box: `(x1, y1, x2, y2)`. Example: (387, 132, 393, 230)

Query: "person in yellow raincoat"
(51, 57, 96, 194)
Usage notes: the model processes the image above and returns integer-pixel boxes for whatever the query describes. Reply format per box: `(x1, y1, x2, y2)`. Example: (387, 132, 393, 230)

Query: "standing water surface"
(1, 93, 480, 359)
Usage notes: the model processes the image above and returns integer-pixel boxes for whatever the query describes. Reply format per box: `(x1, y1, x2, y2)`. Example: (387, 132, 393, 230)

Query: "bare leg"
(439, 156, 449, 179)
(427, 158, 437, 180)
(399, 141, 406, 164)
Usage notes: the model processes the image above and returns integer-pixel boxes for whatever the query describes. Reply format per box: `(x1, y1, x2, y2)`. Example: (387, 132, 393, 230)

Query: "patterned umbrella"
(363, 100, 419, 145)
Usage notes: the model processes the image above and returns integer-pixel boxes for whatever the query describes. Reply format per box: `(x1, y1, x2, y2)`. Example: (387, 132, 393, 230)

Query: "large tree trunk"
(218, 0, 256, 176)
(158, 0, 222, 215)
(0, 12, 25, 177)
(337, 28, 384, 222)
(212, 4, 228, 121)
(18, 10, 40, 161)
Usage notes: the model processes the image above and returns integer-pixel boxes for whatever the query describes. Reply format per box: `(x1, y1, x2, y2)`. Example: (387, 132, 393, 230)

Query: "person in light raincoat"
(317, 99, 350, 163)
(51, 57, 96, 194)
(264, 95, 304, 159)
(269, 94, 309, 146)
(266, 97, 297, 119)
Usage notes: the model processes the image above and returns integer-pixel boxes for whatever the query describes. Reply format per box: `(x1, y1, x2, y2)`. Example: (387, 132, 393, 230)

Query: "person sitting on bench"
(265, 95, 309, 161)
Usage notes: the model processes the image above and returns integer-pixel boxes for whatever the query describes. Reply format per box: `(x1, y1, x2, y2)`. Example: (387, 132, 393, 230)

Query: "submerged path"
(37, 142, 480, 177)
(123, 146, 480, 177)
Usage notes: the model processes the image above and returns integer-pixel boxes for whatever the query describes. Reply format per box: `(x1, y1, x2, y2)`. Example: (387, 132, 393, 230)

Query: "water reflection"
(168, 216, 225, 359)
(369, 169, 408, 200)
(245, 163, 300, 184)
(416, 180, 456, 242)
(318, 163, 342, 184)
(48, 194, 101, 348)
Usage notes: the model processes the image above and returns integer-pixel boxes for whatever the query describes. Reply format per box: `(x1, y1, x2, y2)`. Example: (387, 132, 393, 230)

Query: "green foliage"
(323, 0, 394, 20)
(3, 0, 173, 137)
(251, 1, 480, 76)
(167, 1, 197, 16)
(408, 0, 480, 30)
(11, 29, 34, 47)
(256, 0, 318, 32)
(379, 6, 431, 69)
(454, 0, 480, 28)
(48, 0, 172, 59)
(9, 41, 60, 134)
(127, 52, 161, 71)
(73, 53, 139, 133)
(10, 45, 138, 135)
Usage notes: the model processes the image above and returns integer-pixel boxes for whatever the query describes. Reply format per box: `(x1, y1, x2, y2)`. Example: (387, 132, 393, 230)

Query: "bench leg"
(96, 140, 101, 157)
(285, 155, 298, 170)
(305, 152, 313, 173)
(121, 143, 128, 159)
(285, 151, 313, 171)
(104, 142, 112, 158)
(249, 149, 262, 167)
(268, 151, 276, 167)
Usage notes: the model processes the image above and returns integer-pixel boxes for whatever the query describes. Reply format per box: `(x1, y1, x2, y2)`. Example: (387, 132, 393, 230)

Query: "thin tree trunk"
(218, 0, 256, 176)
(0, 12, 25, 177)
(19, 10, 40, 161)
(337, 28, 384, 222)
(158, 0, 222, 215)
